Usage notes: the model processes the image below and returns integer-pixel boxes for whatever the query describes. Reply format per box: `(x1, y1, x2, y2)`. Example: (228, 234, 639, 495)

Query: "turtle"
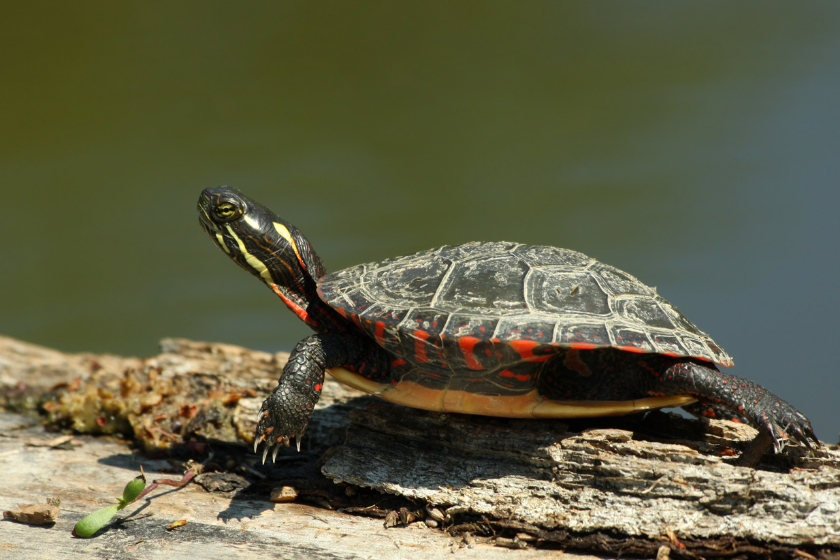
(197, 186, 818, 463)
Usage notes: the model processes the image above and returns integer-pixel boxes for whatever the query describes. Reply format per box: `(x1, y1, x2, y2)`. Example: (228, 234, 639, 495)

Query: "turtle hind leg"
(681, 401, 750, 425)
(653, 359, 819, 452)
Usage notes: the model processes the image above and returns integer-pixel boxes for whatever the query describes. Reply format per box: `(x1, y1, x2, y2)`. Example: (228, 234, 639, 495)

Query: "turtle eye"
(214, 201, 242, 222)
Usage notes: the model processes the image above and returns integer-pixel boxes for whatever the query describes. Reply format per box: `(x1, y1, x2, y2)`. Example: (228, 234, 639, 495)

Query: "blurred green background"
(1, 2, 838, 440)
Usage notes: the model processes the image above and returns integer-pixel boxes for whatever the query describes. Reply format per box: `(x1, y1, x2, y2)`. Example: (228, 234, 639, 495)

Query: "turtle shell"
(316, 242, 731, 413)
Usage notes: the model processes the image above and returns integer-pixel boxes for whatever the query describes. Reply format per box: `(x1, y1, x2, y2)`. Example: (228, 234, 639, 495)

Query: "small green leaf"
(118, 474, 147, 508)
(73, 503, 120, 538)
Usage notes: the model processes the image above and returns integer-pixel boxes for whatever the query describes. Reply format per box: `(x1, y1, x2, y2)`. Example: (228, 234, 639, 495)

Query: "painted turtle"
(198, 186, 818, 463)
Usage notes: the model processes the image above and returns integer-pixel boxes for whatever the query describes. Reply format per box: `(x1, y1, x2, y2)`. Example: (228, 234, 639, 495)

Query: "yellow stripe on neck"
(215, 233, 231, 254)
(273, 222, 305, 267)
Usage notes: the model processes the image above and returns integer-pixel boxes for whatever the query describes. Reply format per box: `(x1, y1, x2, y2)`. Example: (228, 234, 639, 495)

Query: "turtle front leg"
(652, 360, 819, 452)
(255, 332, 387, 463)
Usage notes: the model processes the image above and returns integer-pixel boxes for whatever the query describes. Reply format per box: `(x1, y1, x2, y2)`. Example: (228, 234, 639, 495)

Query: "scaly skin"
(652, 360, 817, 452)
(253, 332, 390, 463)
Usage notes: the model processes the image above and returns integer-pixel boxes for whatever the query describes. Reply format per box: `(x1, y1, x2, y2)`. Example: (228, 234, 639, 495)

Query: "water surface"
(1, 2, 838, 440)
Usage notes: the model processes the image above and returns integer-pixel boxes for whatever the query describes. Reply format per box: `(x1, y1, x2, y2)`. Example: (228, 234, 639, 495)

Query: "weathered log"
(323, 404, 840, 545)
(1, 334, 839, 558)
(1, 412, 562, 560)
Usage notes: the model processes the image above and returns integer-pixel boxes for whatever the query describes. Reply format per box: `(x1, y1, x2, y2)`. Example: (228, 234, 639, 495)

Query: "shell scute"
(591, 262, 654, 297)
(611, 327, 656, 352)
(612, 296, 675, 330)
(442, 314, 498, 339)
(495, 317, 556, 343)
(680, 336, 713, 361)
(649, 333, 686, 356)
(557, 322, 611, 347)
(362, 254, 450, 308)
(435, 254, 530, 315)
(526, 268, 609, 317)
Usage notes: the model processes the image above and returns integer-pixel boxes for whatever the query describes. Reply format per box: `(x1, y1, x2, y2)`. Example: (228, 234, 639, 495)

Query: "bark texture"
(2, 334, 839, 558)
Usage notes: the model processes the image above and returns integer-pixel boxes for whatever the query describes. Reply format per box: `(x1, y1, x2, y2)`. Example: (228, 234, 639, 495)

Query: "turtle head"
(198, 186, 330, 328)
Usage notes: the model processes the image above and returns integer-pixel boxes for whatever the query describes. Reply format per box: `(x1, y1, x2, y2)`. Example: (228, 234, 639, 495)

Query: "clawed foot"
(672, 362, 821, 455)
(684, 399, 819, 453)
(755, 400, 820, 453)
(252, 390, 313, 464)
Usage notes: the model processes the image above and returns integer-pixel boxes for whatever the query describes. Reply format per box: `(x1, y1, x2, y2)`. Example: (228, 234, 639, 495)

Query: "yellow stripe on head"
(225, 225, 275, 284)
(242, 213, 262, 231)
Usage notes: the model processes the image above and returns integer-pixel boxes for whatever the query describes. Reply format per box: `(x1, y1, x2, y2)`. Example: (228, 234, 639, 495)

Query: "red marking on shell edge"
(614, 345, 649, 354)
(509, 339, 553, 362)
(458, 336, 482, 370)
(568, 342, 599, 350)
(374, 321, 386, 346)
(391, 358, 407, 367)
(509, 339, 536, 358)
(499, 370, 515, 378)
(413, 330, 431, 363)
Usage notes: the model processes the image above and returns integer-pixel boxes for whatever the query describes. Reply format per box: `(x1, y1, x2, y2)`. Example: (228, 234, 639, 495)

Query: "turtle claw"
(770, 428, 787, 455)
(258, 439, 287, 465)
(253, 396, 311, 463)
(756, 400, 821, 455)
(253, 432, 266, 454)
(780, 416, 821, 454)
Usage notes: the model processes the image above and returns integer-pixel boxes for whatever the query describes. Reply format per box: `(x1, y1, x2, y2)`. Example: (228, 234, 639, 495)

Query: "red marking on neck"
(270, 283, 318, 327)
(563, 348, 591, 377)
(457, 336, 483, 370)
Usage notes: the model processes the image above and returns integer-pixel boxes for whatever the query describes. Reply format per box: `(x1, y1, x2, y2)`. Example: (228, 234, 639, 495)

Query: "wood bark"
(1, 334, 838, 558)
